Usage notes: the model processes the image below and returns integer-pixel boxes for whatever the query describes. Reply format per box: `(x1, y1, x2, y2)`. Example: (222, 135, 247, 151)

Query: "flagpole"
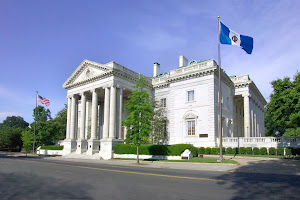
(217, 16, 224, 162)
(33, 91, 38, 153)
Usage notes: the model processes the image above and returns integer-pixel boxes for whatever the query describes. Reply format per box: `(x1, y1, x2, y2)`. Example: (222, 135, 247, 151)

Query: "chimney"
(153, 62, 160, 77)
(179, 55, 188, 67)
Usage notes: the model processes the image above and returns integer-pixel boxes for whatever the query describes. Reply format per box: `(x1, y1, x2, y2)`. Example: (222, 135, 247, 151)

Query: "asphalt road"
(0, 154, 299, 200)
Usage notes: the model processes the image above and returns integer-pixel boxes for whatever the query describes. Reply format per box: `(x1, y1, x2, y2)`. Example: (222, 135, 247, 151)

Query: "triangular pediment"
(63, 60, 112, 89)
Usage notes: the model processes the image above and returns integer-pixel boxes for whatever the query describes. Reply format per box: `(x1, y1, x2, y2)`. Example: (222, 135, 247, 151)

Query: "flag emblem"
(220, 22, 253, 54)
(37, 95, 50, 107)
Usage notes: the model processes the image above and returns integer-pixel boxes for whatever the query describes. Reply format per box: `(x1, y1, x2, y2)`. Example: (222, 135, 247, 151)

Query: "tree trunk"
(137, 145, 139, 164)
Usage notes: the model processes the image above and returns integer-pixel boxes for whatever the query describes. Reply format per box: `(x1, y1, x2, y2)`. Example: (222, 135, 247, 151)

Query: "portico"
(62, 60, 151, 159)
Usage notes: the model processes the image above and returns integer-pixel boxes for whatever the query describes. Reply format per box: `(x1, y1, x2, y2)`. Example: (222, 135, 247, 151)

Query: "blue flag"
(220, 22, 253, 54)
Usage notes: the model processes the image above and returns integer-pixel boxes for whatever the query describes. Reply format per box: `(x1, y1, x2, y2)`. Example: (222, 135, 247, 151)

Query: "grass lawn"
(116, 157, 238, 164)
(221, 154, 282, 159)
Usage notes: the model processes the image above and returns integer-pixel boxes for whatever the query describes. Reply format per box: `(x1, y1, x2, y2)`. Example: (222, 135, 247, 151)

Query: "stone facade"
(63, 56, 267, 159)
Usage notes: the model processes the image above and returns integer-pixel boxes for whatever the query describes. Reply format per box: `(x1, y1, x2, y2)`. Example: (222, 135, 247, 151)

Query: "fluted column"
(118, 87, 124, 139)
(66, 96, 72, 139)
(80, 92, 87, 139)
(70, 95, 78, 140)
(109, 85, 117, 139)
(243, 94, 251, 137)
(103, 87, 110, 139)
(91, 89, 98, 140)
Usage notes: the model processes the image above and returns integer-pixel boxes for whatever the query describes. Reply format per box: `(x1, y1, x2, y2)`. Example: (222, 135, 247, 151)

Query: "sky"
(0, 0, 299, 124)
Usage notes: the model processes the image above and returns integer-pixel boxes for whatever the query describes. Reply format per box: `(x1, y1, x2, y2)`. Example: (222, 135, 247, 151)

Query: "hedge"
(239, 147, 246, 154)
(269, 147, 276, 155)
(260, 147, 268, 155)
(253, 147, 260, 155)
(246, 147, 253, 155)
(40, 145, 63, 150)
(211, 148, 219, 155)
(199, 147, 205, 154)
(205, 147, 211, 154)
(226, 147, 233, 154)
(113, 144, 198, 157)
(277, 148, 284, 156)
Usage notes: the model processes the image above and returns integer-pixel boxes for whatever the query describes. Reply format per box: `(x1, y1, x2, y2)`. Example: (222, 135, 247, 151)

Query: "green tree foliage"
(2, 116, 29, 129)
(21, 128, 33, 154)
(151, 101, 168, 145)
(0, 116, 28, 151)
(265, 72, 300, 136)
(33, 105, 52, 123)
(123, 75, 154, 163)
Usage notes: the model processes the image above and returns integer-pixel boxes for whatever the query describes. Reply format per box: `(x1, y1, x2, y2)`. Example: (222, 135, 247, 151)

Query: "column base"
(99, 138, 124, 160)
(62, 139, 77, 155)
(86, 139, 100, 155)
(76, 139, 88, 154)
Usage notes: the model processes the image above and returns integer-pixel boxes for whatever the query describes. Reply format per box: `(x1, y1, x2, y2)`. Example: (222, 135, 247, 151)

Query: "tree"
(53, 104, 67, 141)
(33, 105, 52, 123)
(123, 75, 154, 164)
(265, 72, 300, 136)
(22, 128, 34, 155)
(151, 101, 168, 144)
(2, 116, 29, 129)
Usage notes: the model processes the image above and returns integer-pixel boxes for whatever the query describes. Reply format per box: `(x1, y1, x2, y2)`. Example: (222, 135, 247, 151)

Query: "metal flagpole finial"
(217, 16, 220, 19)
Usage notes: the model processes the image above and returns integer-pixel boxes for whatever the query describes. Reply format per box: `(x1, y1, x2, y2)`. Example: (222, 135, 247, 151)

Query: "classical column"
(66, 96, 72, 139)
(70, 95, 78, 140)
(117, 87, 124, 139)
(80, 92, 86, 139)
(103, 87, 110, 139)
(109, 85, 117, 139)
(243, 94, 251, 137)
(91, 89, 98, 140)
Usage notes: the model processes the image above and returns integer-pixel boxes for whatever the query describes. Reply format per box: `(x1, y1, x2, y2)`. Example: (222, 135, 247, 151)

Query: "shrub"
(239, 147, 246, 154)
(260, 147, 268, 155)
(40, 145, 63, 150)
(233, 147, 239, 155)
(269, 147, 276, 155)
(277, 148, 284, 156)
(148, 145, 170, 155)
(285, 148, 292, 156)
(199, 147, 205, 154)
(246, 147, 253, 155)
(169, 144, 198, 157)
(222, 147, 226, 154)
(211, 148, 219, 155)
(253, 147, 260, 155)
(205, 147, 211, 154)
(226, 147, 233, 154)
(113, 144, 136, 154)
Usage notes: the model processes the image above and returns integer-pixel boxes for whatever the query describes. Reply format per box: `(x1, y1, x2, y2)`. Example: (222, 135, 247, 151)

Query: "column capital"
(242, 94, 251, 98)
(80, 91, 88, 96)
(90, 88, 100, 93)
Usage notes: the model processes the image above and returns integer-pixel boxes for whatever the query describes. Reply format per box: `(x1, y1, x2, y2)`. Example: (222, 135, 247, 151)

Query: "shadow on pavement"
(0, 171, 92, 199)
(216, 159, 300, 200)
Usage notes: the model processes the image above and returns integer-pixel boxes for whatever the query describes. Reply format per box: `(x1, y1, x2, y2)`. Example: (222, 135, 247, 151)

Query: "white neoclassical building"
(62, 56, 267, 159)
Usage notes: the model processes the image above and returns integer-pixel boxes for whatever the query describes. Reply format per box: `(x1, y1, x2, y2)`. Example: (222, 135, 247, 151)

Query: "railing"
(219, 137, 300, 148)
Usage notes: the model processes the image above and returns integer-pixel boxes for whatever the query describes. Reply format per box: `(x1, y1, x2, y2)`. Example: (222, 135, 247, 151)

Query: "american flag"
(37, 95, 50, 107)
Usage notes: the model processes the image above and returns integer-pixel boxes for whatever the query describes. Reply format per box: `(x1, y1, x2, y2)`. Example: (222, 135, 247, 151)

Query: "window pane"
(187, 90, 194, 102)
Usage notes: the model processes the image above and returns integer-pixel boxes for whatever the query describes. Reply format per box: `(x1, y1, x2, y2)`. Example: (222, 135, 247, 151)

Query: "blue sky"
(0, 0, 299, 123)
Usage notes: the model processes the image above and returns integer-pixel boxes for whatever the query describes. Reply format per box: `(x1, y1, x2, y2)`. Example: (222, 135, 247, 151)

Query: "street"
(0, 154, 299, 200)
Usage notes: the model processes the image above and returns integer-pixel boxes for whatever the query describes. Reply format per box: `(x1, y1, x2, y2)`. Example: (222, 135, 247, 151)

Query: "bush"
(40, 145, 63, 150)
(277, 148, 284, 156)
(285, 148, 292, 156)
(253, 147, 260, 155)
(169, 144, 198, 157)
(148, 145, 170, 155)
(246, 147, 253, 155)
(269, 147, 276, 155)
(260, 147, 268, 155)
(233, 148, 239, 155)
(222, 147, 226, 154)
(211, 148, 219, 155)
(226, 147, 233, 154)
(239, 147, 246, 154)
(113, 144, 136, 154)
(205, 147, 211, 154)
(198, 147, 205, 154)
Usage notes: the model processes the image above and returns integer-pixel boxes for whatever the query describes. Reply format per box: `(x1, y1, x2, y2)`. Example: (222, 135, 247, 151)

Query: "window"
(187, 90, 194, 102)
(187, 120, 195, 135)
(161, 98, 166, 107)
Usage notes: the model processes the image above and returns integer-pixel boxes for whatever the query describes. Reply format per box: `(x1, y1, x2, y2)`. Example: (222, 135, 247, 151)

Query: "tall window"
(187, 90, 194, 102)
(187, 120, 195, 135)
(161, 98, 166, 107)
